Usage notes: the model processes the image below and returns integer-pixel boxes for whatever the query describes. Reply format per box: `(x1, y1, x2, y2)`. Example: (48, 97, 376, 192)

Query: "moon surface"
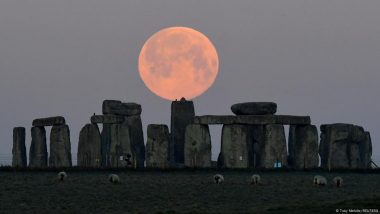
(138, 26, 219, 101)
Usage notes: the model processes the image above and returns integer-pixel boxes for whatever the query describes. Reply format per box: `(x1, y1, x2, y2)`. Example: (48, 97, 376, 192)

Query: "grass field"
(0, 169, 379, 214)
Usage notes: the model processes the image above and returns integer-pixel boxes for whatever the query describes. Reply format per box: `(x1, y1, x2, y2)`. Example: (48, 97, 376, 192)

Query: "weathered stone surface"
(91, 115, 124, 124)
(247, 125, 265, 168)
(288, 125, 319, 169)
(50, 125, 72, 167)
(12, 127, 27, 167)
(257, 125, 287, 168)
(101, 124, 112, 167)
(124, 115, 145, 168)
(32, 116, 65, 127)
(193, 115, 311, 125)
(109, 124, 135, 168)
(184, 124, 211, 168)
(319, 123, 372, 169)
(29, 126, 48, 168)
(231, 102, 277, 115)
(77, 124, 102, 167)
(170, 98, 195, 164)
(145, 124, 170, 168)
(103, 100, 142, 116)
(220, 125, 249, 168)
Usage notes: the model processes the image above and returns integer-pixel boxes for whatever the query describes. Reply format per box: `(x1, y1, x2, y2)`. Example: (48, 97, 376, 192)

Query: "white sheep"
(313, 175, 327, 186)
(214, 174, 224, 184)
(332, 176, 343, 187)
(57, 171, 67, 181)
(108, 174, 120, 184)
(250, 174, 261, 185)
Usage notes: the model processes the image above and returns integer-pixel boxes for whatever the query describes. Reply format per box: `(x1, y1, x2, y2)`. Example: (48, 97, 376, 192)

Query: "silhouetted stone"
(109, 124, 135, 168)
(146, 124, 170, 168)
(231, 102, 277, 115)
(77, 124, 102, 167)
(124, 115, 145, 168)
(91, 115, 124, 124)
(49, 125, 72, 167)
(221, 125, 249, 168)
(101, 124, 112, 167)
(257, 125, 287, 168)
(103, 100, 142, 116)
(319, 123, 371, 169)
(29, 126, 48, 168)
(170, 98, 195, 164)
(247, 125, 265, 168)
(12, 127, 27, 167)
(32, 116, 65, 127)
(193, 115, 310, 125)
(288, 125, 319, 169)
(184, 124, 211, 168)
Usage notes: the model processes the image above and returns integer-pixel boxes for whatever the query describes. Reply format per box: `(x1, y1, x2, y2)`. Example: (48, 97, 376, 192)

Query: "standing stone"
(77, 124, 102, 167)
(124, 115, 145, 168)
(184, 124, 212, 168)
(170, 98, 195, 164)
(247, 125, 265, 168)
(29, 126, 48, 168)
(109, 124, 135, 168)
(258, 124, 287, 168)
(319, 124, 371, 169)
(359, 132, 372, 169)
(288, 125, 319, 169)
(231, 102, 277, 115)
(146, 124, 170, 168)
(12, 127, 27, 167)
(50, 125, 72, 167)
(221, 124, 249, 168)
(101, 124, 112, 167)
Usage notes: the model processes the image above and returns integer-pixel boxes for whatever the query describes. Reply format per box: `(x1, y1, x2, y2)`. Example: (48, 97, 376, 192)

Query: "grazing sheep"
(250, 174, 261, 185)
(108, 174, 120, 184)
(214, 174, 224, 184)
(313, 175, 327, 186)
(333, 176, 343, 187)
(57, 171, 67, 181)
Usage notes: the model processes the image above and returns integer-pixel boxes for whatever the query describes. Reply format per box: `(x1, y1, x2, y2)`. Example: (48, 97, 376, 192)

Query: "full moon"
(138, 26, 219, 101)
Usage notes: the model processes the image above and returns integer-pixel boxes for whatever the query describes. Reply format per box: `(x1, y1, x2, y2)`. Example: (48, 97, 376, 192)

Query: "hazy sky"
(0, 0, 379, 165)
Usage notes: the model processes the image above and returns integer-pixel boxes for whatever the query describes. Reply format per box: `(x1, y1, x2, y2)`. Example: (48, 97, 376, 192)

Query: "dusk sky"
(0, 0, 379, 165)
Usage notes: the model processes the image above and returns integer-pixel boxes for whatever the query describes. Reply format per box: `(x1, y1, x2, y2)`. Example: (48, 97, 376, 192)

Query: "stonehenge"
(184, 124, 212, 168)
(220, 124, 249, 168)
(319, 123, 372, 169)
(29, 126, 48, 168)
(231, 102, 277, 115)
(77, 124, 102, 167)
(50, 125, 72, 167)
(145, 124, 170, 168)
(12, 127, 27, 167)
(170, 97, 195, 164)
(12, 100, 374, 170)
(288, 125, 319, 169)
(99, 100, 145, 168)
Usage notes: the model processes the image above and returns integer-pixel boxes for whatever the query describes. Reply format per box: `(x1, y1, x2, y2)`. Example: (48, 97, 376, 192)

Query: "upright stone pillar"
(221, 124, 249, 168)
(145, 124, 170, 168)
(101, 124, 112, 167)
(124, 114, 145, 168)
(77, 123, 102, 167)
(29, 126, 48, 168)
(50, 125, 72, 167)
(258, 124, 287, 168)
(12, 127, 27, 167)
(170, 98, 195, 164)
(288, 125, 319, 169)
(319, 124, 371, 169)
(109, 123, 135, 168)
(184, 124, 211, 168)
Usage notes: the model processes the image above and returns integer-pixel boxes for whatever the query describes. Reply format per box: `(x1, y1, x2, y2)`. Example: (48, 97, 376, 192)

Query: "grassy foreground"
(0, 169, 379, 214)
